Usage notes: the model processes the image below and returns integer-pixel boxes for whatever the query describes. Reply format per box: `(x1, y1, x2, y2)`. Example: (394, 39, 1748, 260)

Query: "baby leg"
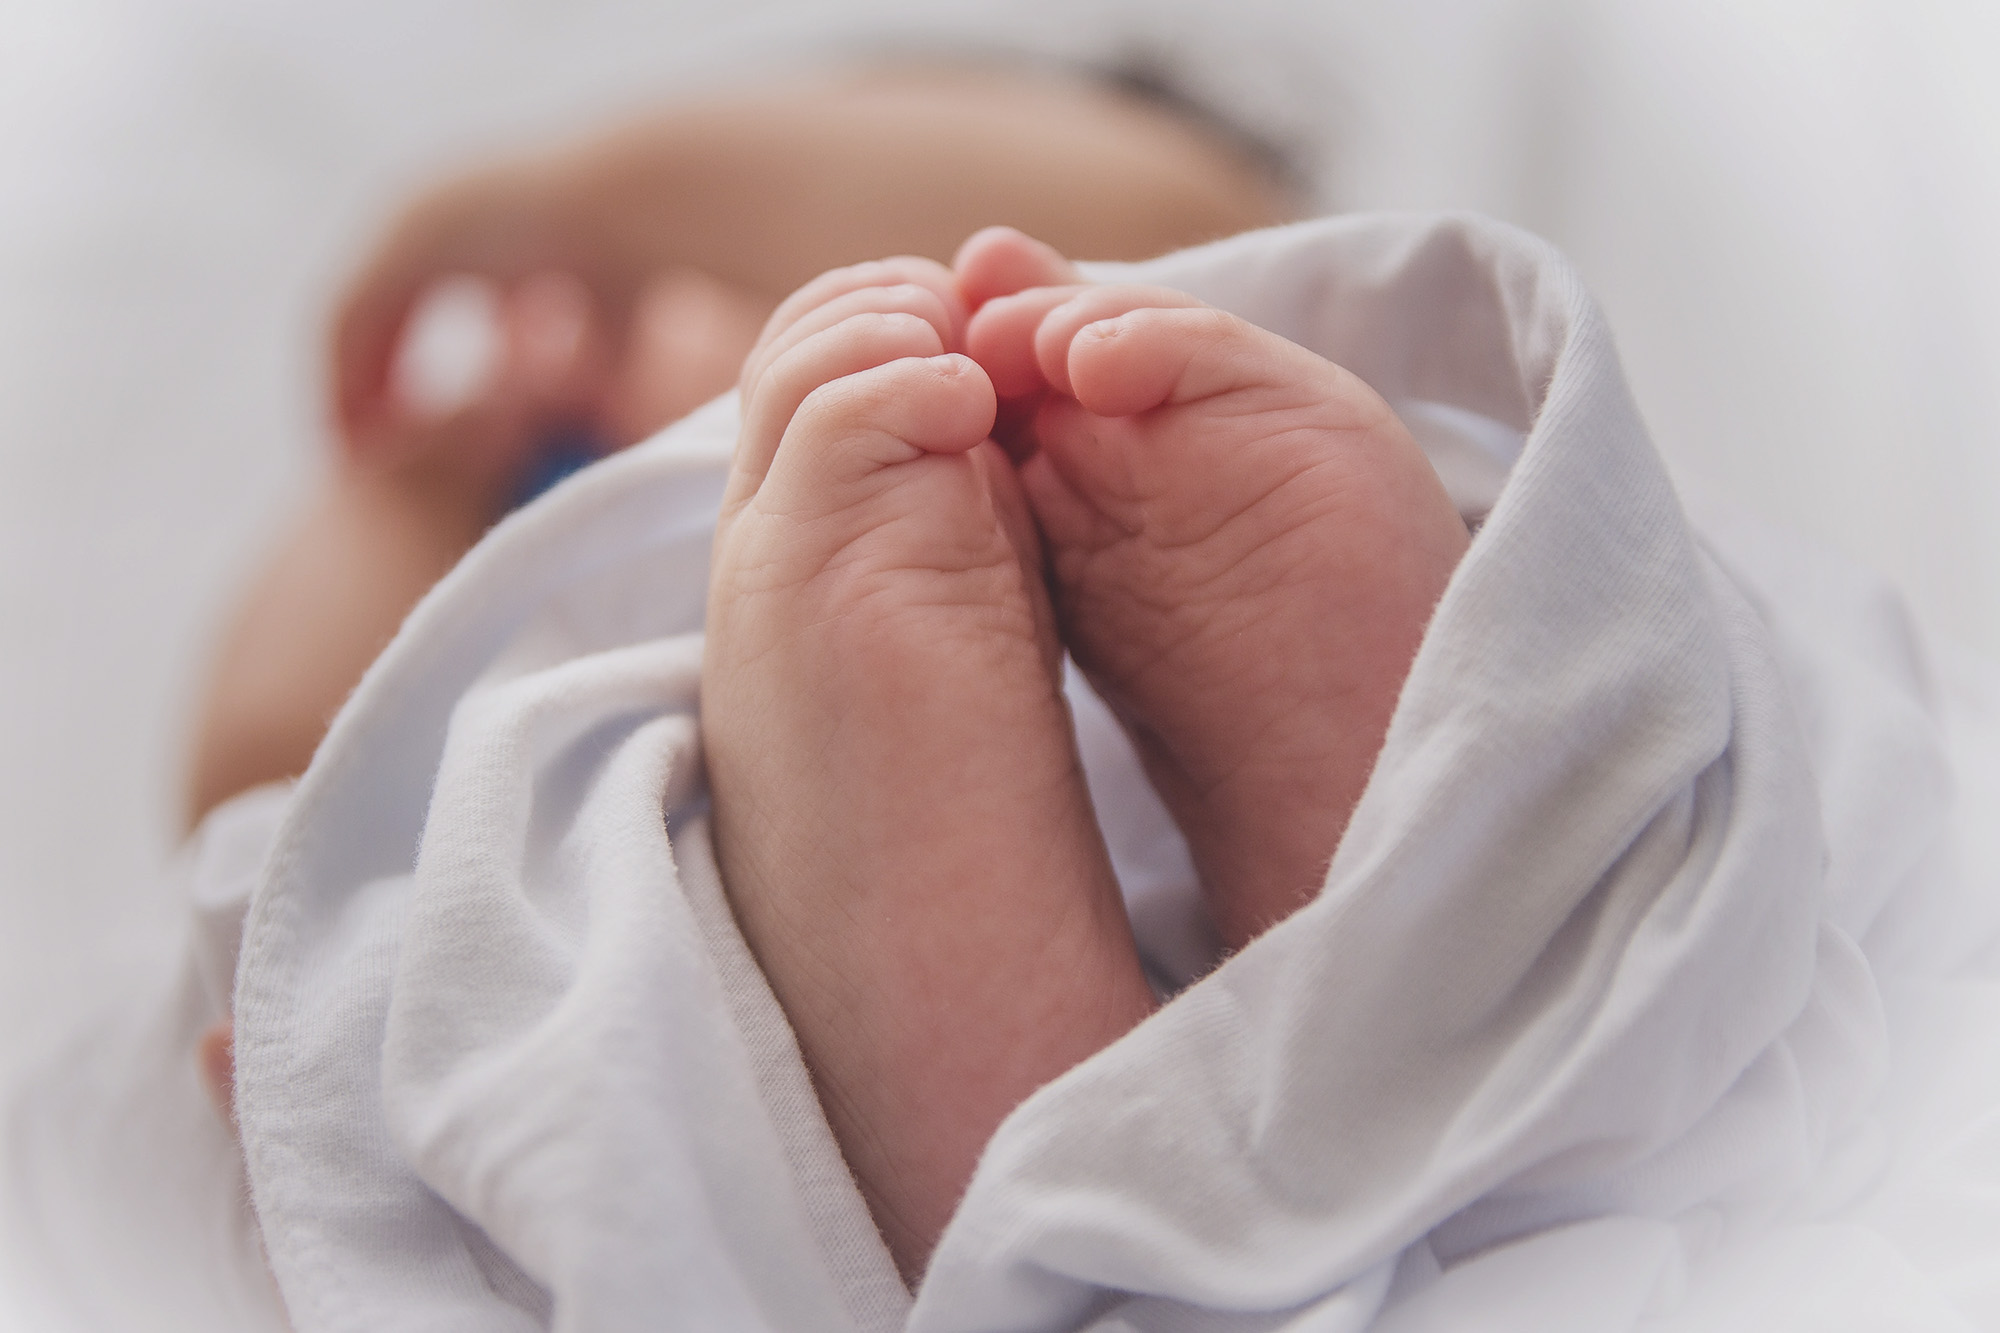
(703, 258, 1155, 1281)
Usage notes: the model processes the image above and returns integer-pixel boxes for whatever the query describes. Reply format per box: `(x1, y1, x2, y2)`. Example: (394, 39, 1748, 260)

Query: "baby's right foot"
(702, 258, 1155, 1281)
(961, 230, 1470, 952)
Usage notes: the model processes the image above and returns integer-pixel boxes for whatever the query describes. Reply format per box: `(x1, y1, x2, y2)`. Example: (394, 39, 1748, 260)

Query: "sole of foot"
(958, 228, 1470, 952)
(703, 255, 1157, 1281)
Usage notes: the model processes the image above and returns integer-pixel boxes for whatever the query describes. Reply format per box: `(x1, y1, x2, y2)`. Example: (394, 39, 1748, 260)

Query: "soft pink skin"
(958, 228, 1472, 951)
(701, 257, 1157, 1283)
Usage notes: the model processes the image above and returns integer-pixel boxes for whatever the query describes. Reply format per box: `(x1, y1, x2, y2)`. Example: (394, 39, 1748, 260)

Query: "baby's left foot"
(961, 229, 1470, 951)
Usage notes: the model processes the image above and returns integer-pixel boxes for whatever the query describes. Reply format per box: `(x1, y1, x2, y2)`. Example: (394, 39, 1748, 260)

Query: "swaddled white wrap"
(232, 215, 1995, 1331)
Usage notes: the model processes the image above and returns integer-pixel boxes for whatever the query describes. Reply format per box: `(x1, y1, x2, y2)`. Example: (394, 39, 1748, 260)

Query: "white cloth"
(225, 214, 2000, 1331)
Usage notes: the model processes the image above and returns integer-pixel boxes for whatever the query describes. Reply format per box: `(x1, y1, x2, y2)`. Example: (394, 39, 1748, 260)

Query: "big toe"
(953, 226, 1080, 310)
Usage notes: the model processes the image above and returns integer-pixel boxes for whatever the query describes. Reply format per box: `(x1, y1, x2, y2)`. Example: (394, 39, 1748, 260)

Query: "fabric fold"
(234, 215, 1967, 1332)
(912, 219, 1870, 1329)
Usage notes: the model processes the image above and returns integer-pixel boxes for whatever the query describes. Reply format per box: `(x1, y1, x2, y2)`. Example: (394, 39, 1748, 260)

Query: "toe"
(1067, 304, 1265, 417)
(733, 309, 951, 506)
(969, 283, 1203, 402)
(965, 285, 1091, 398)
(952, 226, 1080, 310)
(760, 353, 997, 511)
(741, 280, 960, 406)
(1028, 288, 1216, 412)
(748, 258, 966, 376)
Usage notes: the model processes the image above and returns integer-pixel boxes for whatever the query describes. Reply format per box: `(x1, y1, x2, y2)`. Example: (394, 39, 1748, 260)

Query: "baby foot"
(702, 258, 1155, 1280)
(960, 229, 1470, 952)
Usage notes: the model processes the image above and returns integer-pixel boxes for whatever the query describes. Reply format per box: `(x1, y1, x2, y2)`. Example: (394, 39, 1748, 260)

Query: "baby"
(703, 225, 1469, 1279)
(176, 62, 1467, 1298)
(55, 52, 1989, 1333)
(178, 62, 1311, 1292)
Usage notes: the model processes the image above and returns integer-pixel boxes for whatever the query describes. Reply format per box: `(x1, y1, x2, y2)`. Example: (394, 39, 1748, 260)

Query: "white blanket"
(226, 214, 2000, 1330)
